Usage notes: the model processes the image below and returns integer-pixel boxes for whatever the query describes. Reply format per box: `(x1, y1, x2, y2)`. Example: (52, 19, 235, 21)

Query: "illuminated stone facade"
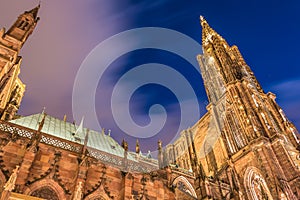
(164, 17, 300, 199)
(0, 5, 300, 200)
(0, 118, 181, 200)
(0, 6, 195, 200)
(0, 5, 39, 120)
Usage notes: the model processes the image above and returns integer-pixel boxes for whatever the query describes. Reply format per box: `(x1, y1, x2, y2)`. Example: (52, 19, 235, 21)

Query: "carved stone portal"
(31, 186, 59, 200)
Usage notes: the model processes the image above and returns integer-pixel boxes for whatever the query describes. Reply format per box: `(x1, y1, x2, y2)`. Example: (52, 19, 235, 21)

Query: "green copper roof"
(10, 113, 136, 160)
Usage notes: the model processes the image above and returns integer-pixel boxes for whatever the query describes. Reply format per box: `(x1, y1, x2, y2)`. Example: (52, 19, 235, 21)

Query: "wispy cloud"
(268, 79, 300, 129)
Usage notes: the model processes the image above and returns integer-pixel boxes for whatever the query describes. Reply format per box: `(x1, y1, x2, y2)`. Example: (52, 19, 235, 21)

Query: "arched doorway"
(244, 167, 273, 200)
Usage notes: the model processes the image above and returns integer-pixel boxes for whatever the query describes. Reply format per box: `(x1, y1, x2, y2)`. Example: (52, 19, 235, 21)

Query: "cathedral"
(0, 5, 299, 200)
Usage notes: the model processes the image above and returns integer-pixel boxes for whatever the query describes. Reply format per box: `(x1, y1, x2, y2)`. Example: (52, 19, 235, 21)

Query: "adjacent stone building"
(0, 5, 299, 200)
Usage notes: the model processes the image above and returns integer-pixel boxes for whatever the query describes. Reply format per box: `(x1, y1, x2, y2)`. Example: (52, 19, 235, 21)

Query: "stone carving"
(31, 186, 59, 200)
(73, 181, 83, 200)
(3, 165, 19, 192)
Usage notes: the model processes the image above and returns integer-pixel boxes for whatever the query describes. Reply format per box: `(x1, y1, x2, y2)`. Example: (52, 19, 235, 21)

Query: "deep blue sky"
(1, 0, 299, 152)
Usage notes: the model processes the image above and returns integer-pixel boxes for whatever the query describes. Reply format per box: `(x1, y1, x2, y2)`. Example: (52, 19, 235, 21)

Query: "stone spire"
(200, 15, 214, 43)
(25, 3, 41, 21)
(198, 16, 255, 103)
(198, 16, 300, 156)
(200, 16, 227, 48)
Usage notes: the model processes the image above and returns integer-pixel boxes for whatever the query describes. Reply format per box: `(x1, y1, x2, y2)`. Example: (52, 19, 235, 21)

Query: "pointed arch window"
(31, 186, 59, 200)
(18, 18, 30, 30)
(244, 167, 273, 200)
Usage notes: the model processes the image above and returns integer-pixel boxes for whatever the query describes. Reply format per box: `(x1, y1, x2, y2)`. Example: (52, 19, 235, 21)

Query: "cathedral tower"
(198, 16, 299, 154)
(161, 16, 300, 200)
(195, 17, 300, 199)
(0, 5, 40, 120)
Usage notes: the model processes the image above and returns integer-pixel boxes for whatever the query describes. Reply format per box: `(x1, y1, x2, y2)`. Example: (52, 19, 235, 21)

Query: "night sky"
(1, 0, 299, 152)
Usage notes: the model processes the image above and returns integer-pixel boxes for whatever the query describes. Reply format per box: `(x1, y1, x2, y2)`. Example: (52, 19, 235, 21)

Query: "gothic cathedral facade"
(0, 5, 299, 200)
(163, 16, 300, 199)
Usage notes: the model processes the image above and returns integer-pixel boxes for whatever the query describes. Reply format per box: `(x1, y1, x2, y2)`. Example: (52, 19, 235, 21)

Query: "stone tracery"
(244, 167, 273, 200)
(31, 186, 59, 200)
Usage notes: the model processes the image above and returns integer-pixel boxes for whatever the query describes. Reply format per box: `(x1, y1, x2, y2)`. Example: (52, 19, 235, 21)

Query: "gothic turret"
(0, 5, 40, 120)
(6, 4, 40, 49)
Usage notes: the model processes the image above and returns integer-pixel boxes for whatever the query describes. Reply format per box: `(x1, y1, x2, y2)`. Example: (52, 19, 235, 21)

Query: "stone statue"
(158, 140, 162, 150)
(146, 150, 152, 159)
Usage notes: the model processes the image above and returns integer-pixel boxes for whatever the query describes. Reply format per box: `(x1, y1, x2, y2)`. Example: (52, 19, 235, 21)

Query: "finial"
(146, 150, 152, 159)
(26, 2, 41, 20)
(108, 129, 111, 136)
(121, 139, 128, 151)
(200, 15, 208, 24)
(74, 117, 84, 137)
(136, 139, 140, 153)
(63, 114, 67, 122)
(42, 106, 46, 114)
(200, 15, 209, 26)
(200, 15, 204, 21)
(158, 140, 162, 150)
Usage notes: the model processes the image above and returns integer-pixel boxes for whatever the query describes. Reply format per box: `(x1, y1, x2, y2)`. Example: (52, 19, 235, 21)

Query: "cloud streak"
(268, 79, 300, 129)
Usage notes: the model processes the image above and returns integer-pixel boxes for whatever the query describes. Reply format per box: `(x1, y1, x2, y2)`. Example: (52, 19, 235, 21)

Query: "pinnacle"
(200, 15, 209, 28)
(200, 16, 227, 47)
(200, 15, 207, 23)
(25, 3, 40, 20)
